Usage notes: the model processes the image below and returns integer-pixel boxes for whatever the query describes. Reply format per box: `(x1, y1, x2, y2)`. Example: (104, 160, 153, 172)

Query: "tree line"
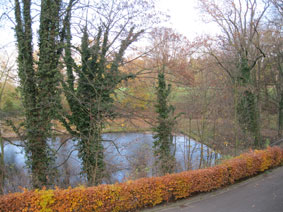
(0, 0, 282, 193)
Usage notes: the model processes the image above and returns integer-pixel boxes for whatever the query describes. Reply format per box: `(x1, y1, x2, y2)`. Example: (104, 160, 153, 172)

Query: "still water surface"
(3, 133, 220, 192)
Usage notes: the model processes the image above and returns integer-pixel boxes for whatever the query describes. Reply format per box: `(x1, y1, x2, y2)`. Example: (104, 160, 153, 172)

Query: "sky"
(0, 0, 218, 55)
(156, 0, 218, 39)
(155, 0, 271, 39)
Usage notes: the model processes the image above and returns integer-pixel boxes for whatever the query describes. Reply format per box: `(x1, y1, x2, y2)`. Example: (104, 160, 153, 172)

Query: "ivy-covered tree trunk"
(277, 62, 283, 137)
(236, 57, 262, 148)
(279, 92, 283, 137)
(14, 0, 73, 188)
(0, 135, 4, 195)
(153, 70, 176, 175)
(62, 23, 143, 185)
(199, 0, 267, 148)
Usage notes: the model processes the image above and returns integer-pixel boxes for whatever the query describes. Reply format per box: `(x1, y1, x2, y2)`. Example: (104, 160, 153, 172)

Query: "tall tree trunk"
(79, 125, 105, 186)
(62, 20, 144, 185)
(153, 70, 176, 175)
(14, 0, 72, 188)
(234, 83, 239, 155)
(199, 143, 204, 169)
(254, 96, 262, 148)
(0, 58, 11, 194)
(237, 57, 262, 148)
(0, 133, 4, 195)
(14, 0, 49, 188)
(279, 92, 283, 137)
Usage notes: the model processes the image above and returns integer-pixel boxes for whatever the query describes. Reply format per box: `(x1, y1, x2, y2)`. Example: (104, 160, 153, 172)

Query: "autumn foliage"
(0, 147, 282, 212)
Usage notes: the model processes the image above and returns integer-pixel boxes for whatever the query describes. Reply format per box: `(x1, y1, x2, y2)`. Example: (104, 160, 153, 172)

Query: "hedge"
(0, 146, 282, 212)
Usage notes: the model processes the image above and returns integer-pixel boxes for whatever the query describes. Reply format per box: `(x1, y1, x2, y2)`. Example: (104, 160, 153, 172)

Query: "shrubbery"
(0, 147, 282, 212)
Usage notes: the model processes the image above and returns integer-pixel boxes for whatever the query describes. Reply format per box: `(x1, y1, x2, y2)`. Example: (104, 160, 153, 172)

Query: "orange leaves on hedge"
(0, 147, 282, 212)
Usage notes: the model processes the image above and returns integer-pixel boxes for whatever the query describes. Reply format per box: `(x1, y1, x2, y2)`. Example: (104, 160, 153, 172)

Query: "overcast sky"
(0, 0, 218, 54)
(156, 0, 218, 39)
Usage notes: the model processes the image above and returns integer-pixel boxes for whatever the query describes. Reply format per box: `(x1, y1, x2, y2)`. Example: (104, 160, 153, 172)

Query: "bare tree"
(263, 1, 283, 137)
(269, 0, 283, 17)
(199, 0, 270, 147)
(0, 52, 15, 194)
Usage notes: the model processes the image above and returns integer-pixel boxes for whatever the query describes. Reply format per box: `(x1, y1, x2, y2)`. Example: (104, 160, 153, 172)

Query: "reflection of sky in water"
(3, 141, 26, 169)
(2, 133, 220, 187)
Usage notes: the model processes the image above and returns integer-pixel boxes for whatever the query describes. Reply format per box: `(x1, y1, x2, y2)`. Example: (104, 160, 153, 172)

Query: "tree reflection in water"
(1, 133, 220, 193)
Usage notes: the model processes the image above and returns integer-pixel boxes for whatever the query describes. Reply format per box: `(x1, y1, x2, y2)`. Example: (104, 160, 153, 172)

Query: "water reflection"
(1, 133, 220, 193)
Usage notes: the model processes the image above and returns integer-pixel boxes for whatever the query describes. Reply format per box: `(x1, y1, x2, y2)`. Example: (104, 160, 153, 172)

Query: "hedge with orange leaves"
(0, 147, 283, 212)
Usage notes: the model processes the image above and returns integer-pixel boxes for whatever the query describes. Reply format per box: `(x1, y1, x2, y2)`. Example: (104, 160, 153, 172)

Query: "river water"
(2, 133, 220, 192)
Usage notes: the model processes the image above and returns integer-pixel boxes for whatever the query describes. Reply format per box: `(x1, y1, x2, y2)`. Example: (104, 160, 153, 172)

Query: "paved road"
(142, 166, 283, 212)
